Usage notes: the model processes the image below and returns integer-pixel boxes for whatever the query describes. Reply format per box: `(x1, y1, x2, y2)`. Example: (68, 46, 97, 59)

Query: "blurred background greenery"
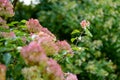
(9, 0, 120, 79)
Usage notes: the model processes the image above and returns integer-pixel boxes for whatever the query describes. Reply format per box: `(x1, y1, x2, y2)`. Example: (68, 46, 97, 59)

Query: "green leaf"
(3, 53, 12, 65)
(19, 25, 27, 29)
(84, 28, 93, 37)
(65, 1, 77, 10)
(65, 57, 71, 64)
(0, 47, 12, 53)
(21, 20, 27, 23)
(72, 47, 79, 51)
(71, 29, 80, 35)
(8, 21, 19, 26)
(71, 38, 77, 42)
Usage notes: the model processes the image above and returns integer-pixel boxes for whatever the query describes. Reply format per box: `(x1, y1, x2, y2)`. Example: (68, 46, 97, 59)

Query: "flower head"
(0, 17, 9, 29)
(40, 27, 56, 40)
(26, 18, 42, 33)
(37, 32, 59, 55)
(65, 73, 78, 80)
(80, 20, 90, 29)
(0, 32, 16, 38)
(30, 31, 58, 56)
(46, 58, 64, 80)
(20, 41, 48, 65)
(0, 0, 14, 17)
(22, 66, 43, 80)
(0, 64, 6, 80)
(56, 40, 73, 54)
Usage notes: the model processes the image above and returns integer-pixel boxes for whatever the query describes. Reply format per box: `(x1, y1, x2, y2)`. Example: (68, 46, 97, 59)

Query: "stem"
(12, 0, 19, 9)
(75, 30, 84, 45)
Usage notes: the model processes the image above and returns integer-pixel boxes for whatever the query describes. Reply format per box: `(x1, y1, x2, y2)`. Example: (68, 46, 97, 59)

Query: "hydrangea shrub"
(0, 0, 119, 80)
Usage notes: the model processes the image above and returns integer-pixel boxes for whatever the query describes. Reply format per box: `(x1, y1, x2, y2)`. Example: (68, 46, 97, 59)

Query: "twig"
(12, 0, 19, 9)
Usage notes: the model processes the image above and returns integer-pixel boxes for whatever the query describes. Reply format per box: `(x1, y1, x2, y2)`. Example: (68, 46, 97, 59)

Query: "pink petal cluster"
(21, 41, 48, 65)
(26, 19, 42, 33)
(26, 19, 56, 40)
(0, 64, 6, 80)
(0, 0, 14, 17)
(65, 73, 78, 80)
(0, 17, 9, 29)
(0, 32, 16, 38)
(46, 58, 64, 80)
(35, 32, 58, 55)
(40, 39, 59, 55)
(56, 40, 73, 54)
(80, 20, 90, 29)
(37, 30, 56, 42)
(0, 0, 15, 39)
(40, 27, 56, 40)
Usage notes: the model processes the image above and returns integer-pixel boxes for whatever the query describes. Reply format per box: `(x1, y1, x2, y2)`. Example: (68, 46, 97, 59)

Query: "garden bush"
(0, 0, 120, 80)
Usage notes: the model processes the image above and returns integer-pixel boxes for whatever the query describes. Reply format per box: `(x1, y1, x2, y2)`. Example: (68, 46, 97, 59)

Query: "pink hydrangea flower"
(0, 0, 14, 17)
(65, 73, 78, 80)
(0, 17, 9, 29)
(46, 58, 64, 80)
(0, 32, 16, 38)
(36, 32, 59, 55)
(30, 31, 58, 56)
(40, 27, 56, 40)
(0, 64, 6, 80)
(37, 31, 56, 42)
(20, 41, 48, 65)
(26, 18, 42, 33)
(56, 40, 73, 54)
(80, 20, 90, 29)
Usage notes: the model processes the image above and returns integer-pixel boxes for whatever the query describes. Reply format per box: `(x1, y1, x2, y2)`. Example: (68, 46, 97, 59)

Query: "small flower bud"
(78, 36, 82, 41)
(80, 20, 90, 29)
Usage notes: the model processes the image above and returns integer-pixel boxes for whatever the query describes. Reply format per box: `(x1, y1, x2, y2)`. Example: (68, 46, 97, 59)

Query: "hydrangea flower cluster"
(21, 19, 78, 80)
(22, 66, 43, 80)
(0, 0, 14, 17)
(0, 0, 15, 38)
(0, 32, 16, 38)
(0, 64, 6, 80)
(56, 40, 73, 54)
(21, 41, 48, 65)
(65, 73, 78, 80)
(26, 18, 42, 33)
(80, 20, 90, 29)
(46, 58, 64, 80)
(0, 17, 9, 29)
